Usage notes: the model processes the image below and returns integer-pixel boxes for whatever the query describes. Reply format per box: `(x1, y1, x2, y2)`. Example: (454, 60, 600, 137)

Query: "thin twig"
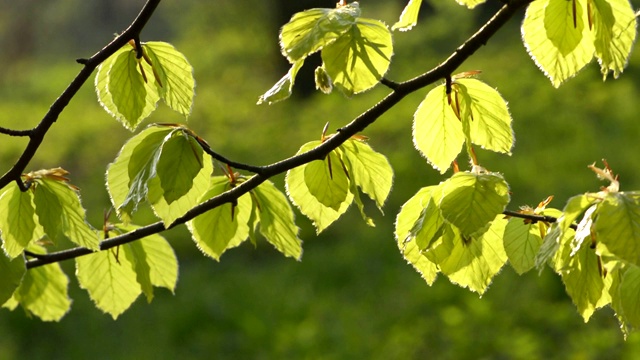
(0, 127, 31, 137)
(193, 137, 265, 174)
(25, 0, 534, 269)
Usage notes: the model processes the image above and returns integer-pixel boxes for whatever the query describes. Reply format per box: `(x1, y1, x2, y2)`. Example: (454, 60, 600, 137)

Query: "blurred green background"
(1, 0, 640, 358)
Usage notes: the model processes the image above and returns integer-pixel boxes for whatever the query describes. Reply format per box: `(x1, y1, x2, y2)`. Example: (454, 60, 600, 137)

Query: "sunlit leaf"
(279, 4, 360, 62)
(0, 253, 25, 305)
(258, 60, 304, 105)
(14, 245, 70, 321)
(252, 180, 303, 260)
(395, 186, 440, 285)
(322, 17, 393, 96)
(143, 41, 195, 117)
(33, 179, 99, 250)
(0, 183, 42, 258)
(392, 0, 423, 31)
(439, 171, 510, 236)
(76, 246, 141, 320)
(440, 217, 509, 294)
(591, 0, 637, 79)
(619, 265, 640, 328)
(286, 141, 354, 233)
(339, 138, 394, 210)
(456, 0, 487, 9)
(595, 193, 640, 266)
(304, 150, 350, 211)
(154, 132, 204, 204)
(522, 0, 595, 87)
(413, 84, 465, 173)
(187, 177, 252, 260)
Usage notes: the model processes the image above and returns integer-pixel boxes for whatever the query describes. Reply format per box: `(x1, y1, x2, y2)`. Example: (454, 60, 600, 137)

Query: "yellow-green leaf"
(393, 0, 423, 31)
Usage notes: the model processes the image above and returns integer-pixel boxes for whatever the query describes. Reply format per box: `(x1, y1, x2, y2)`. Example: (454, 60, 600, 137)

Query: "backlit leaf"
(0, 183, 43, 258)
(522, 0, 595, 87)
(279, 4, 360, 62)
(619, 265, 640, 328)
(76, 246, 141, 320)
(339, 138, 394, 210)
(258, 60, 304, 105)
(591, 0, 636, 79)
(187, 177, 252, 260)
(0, 253, 25, 305)
(595, 193, 640, 266)
(439, 171, 510, 236)
(252, 180, 303, 260)
(395, 186, 440, 285)
(413, 84, 465, 173)
(304, 150, 350, 211)
(143, 41, 195, 117)
(286, 141, 354, 233)
(154, 132, 204, 204)
(322, 17, 393, 96)
(392, 0, 423, 31)
(440, 216, 508, 294)
(456, 0, 487, 9)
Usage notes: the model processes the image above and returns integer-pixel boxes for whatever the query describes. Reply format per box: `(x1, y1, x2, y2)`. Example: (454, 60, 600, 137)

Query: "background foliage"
(2, 0, 640, 358)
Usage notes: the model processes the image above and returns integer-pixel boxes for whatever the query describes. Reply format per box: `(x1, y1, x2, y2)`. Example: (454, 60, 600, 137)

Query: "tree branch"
(26, 0, 533, 269)
(0, 0, 162, 191)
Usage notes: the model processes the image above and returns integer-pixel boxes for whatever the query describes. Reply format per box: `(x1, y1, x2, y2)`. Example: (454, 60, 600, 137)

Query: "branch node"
(76, 58, 89, 65)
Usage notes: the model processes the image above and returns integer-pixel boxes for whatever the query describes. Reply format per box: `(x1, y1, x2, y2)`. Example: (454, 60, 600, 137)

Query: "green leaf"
(258, 60, 304, 105)
(286, 141, 354, 233)
(148, 151, 213, 227)
(395, 186, 440, 285)
(339, 138, 394, 210)
(14, 245, 70, 321)
(187, 177, 252, 260)
(392, 0, 423, 31)
(33, 179, 99, 250)
(559, 243, 612, 321)
(456, 0, 487, 8)
(439, 216, 509, 294)
(453, 79, 514, 154)
(411, 194, 446, 251)
(107, 126, 173, 221)
(595, 193, 640, 266)
(154, 132, 204, 204)
(0, 183, 43, 258)
(522, 0, 595, 87)
(279, 4, 360, 62)
(412, 84, 465, 173)
(143, 41, 195, 117)
(504, 209, 561, 274)
(439, 171, 510, 236)
(314, 65, 333, 94)
(591, 0, 636, 79)
(619, 265, 640, 329)
(76, 246, 141, 319)
(107, 47, 160, 130)
(119, 225, 178, 302)
(304, 150, 350, 211)
(0, 253, 25, 305)
(252, 180, 303, 260)
(322, 17, 393, 96)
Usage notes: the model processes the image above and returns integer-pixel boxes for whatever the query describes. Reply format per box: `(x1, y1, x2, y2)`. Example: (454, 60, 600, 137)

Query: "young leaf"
(13, 245, 70, 321)
(439, 216, 509, 294)
(339, 138, 394, 210)
(304, 150, 350, 211)
(187, 177, 253, 260)
(454, 79, 514, 154)
(33, 178, 99, 251)
(521, 0, 595, 87)
(143, 41, 196, 117)
(619, 265, 640, 328)
(286, 141, 354, 233)
(559, 243, 612, 321)
(76, 247, 141, 320)
(594, 193, 640, 266)
(107, 126, 173, 221)
(504, 208, 561, 274)
(590, 0, 636, 79)
(0, 253, 25, 305)
(439, 171, 510, 236)
(413, 84, 465, 173)
(322, 17, 393, 96)
(258, 60, 304, 105)
(0, 183, 43, 258)
(395, 186, 441, 285)
(392, 0, 423, 31)
(154, 132, 204, 204)
(251, 180, 303, 260)
(279, 4, 360, 63)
